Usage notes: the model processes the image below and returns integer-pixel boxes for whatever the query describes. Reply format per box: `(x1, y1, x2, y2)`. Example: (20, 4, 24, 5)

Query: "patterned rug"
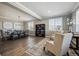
(25, 38, 78, 56)
(25, 38, 51, 56)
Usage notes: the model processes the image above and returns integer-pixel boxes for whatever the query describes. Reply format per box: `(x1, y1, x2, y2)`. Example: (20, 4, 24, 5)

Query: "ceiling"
(20, 2, 77, 18)
(0, 2, 36, 22)
(8, 2, 78, 21)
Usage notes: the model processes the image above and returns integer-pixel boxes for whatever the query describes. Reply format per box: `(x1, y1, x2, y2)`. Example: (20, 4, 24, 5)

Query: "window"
(76, 9, 79, 32)
(14, 22, 23, 30)
(49, 19, 55, 31)
(28, 21, 34, 31)
(0, 22, 2, 29)
(49, 17, 62, 31)
(3, 21, 13, 30)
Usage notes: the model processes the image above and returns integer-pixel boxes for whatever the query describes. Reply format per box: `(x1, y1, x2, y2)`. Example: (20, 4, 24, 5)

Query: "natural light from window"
(76, 9, 79, 32)
(49, 17, 62, 31)
(28, 21, 34, 31)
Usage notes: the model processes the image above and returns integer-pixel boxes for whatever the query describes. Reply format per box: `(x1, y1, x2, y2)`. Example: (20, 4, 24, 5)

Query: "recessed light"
(48, 10, 51, 13)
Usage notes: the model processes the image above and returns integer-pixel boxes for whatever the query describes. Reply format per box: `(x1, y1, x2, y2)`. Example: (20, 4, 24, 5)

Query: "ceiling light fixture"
(48, 10, 51, 13)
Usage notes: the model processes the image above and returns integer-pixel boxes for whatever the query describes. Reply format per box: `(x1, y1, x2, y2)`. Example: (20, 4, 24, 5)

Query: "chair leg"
(43, 47, 45, 51)
(67, 52, 69, 56)
(43, 47, 48, 54)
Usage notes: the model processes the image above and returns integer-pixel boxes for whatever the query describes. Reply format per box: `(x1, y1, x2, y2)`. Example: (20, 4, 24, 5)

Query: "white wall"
(0, 21, 2, 29)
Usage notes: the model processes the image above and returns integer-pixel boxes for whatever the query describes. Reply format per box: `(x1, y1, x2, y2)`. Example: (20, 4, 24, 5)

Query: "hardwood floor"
(0, 36, 79, 56)
(0, 36, 44, 56)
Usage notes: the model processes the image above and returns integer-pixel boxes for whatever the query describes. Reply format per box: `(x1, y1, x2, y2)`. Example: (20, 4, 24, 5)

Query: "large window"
(49, 17, 62, 31)
(76, 9, 79, 32)
(14, 22, 23, 30)
(28, 21, 34, 31)
(3, 21, 13, 30)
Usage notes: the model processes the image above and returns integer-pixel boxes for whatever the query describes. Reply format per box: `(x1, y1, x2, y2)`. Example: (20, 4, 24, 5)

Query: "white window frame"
(49, 17, 62, 31)
(28, 21, 34, 31)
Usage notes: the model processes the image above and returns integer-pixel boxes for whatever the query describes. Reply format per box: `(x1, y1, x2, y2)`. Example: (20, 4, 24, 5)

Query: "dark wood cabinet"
(35, 24, 45, 37)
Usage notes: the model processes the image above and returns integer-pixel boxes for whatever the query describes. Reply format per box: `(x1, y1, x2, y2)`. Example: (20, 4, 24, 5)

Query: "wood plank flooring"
(0, 36, 79, 56)
(0, 36, 44, 56)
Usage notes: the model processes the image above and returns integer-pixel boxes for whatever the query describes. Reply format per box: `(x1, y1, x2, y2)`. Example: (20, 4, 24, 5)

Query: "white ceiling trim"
(8, 2, 42, 20)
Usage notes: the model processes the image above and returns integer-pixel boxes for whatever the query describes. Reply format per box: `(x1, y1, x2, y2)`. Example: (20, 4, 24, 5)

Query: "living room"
(0, 2, 79, 56)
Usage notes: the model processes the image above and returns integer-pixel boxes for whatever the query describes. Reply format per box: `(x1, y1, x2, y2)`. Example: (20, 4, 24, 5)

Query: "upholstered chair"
(44, 33, 73, 56)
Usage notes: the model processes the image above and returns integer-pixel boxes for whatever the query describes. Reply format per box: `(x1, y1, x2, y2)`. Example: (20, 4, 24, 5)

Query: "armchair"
(2, 30, 10, 40)
(44, 33, 73, 56)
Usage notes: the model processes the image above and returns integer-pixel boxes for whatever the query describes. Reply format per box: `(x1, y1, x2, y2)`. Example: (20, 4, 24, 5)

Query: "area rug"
(25, 38, 50, 56)
(25, 37, 78, 56)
